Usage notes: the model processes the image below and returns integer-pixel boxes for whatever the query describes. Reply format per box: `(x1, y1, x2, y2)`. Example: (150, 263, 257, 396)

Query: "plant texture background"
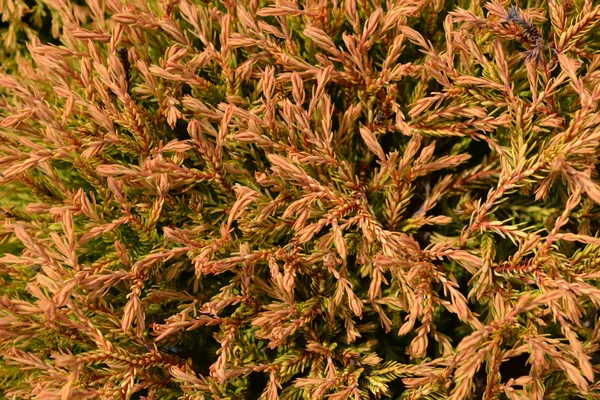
(2, 0, 600, 399)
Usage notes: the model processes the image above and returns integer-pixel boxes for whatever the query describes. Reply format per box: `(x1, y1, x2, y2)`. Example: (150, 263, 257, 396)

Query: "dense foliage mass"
(2, 0, 600, 399)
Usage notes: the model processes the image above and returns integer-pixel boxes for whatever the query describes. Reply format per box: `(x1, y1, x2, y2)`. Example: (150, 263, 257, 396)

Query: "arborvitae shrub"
(2, 0, 600, 399)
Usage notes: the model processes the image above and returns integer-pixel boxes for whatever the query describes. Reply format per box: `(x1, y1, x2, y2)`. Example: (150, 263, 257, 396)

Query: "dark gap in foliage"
(130, 388, 148, 400)
(425, 198, 464, 237)
(289, 334, 307, 354)
(593, 349, 600, 384)
(431, 305, 467, 355)
(202, 270, 237, 293)
(181, 155, 204, 171)
(395, 43, 422, 75)
(372, 329, 412, 367)
(171, 117, 190, 141)
(499, 353, 531, 383)
(472, 365, 488, 399)
(229, 143, 270, 179)
(387, 376, 407, 397)
(20, 1, 60, 46)
(346, 253, 358, 276)
(272, 234, 295, 250)
(297, 273, 328, 304)
(328, 87, 344, 135)
(176, 327, 219, 377)
(540, 323, 566, 343)
(169, 265, 197, 291)
(377, 129, 407, 156)
(560, 237, 586, 259)
(494, 236, 519, 263)
(229, 219, 244, 240)
(462, 138, 492, 171)
(196, 76, 226, 105)
(190, 36, 206, 52)
(180, 83, 193, 98)
(105, 286, 128, 309)
(196, 59, 221, 83)
(246, 371, 269, 399)
(155, 219, 175, 235)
